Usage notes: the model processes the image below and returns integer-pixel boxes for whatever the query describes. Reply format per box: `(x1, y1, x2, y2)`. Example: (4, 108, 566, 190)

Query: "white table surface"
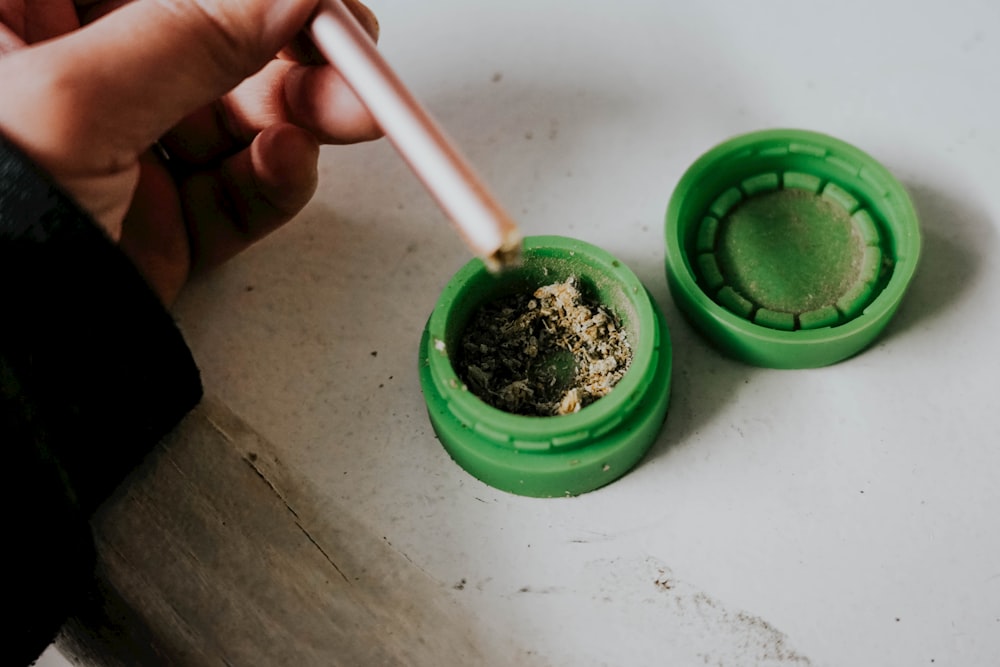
(67, 1, 997, 665)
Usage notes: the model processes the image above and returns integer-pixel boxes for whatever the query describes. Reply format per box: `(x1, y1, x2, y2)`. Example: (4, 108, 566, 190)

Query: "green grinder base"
(419, 236, 672, 497)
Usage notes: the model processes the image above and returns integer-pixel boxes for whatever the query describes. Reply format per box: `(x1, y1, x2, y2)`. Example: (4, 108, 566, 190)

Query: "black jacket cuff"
(1, 134, 203, 663)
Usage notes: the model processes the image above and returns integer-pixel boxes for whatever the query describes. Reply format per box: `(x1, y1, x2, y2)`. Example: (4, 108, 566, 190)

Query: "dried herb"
(457, 277, 632, 416)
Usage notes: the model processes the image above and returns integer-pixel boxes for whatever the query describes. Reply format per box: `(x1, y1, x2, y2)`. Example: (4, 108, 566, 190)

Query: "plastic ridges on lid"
(664, 128, 921, 368)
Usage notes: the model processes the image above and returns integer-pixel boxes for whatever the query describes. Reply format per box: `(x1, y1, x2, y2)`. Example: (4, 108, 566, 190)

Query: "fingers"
(0, 0, 320, 175)
(159, 57, 382, 165)
(179, 123, 321, 272)
(161, 0, 382, 166)
(118, 154, 190, 306)
(120, 122, 322, 305)
(225, 58, 383, 145)
(272, 59, 384, 144)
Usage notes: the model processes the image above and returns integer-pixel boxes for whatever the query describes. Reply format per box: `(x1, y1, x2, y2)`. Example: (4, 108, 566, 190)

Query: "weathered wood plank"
(57, 398, 485, 666)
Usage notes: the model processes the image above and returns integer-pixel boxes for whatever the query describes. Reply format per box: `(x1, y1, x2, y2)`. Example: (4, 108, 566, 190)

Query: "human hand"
(0, 0, 381, 305)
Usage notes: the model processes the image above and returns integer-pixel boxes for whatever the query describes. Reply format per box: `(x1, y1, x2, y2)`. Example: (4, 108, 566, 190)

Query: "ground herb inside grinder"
(457, 277, 632, 416)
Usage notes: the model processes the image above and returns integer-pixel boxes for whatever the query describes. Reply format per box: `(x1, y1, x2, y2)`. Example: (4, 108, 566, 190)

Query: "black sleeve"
(0, 135, 203, 664)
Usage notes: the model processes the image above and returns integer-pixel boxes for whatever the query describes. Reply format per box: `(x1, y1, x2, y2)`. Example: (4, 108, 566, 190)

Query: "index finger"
(158, 58, 383, 166)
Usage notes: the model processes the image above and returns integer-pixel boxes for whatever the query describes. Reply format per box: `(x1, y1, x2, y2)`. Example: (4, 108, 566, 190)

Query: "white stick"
(308, 1, 522, 270)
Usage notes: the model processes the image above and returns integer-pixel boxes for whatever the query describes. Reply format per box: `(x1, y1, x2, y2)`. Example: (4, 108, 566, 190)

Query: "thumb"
(0, 0, 319, 175)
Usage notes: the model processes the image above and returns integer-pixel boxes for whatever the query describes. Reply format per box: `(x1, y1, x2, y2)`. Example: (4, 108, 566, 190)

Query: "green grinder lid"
(419, 236, 672, 497)
(665, 128, 921, 368)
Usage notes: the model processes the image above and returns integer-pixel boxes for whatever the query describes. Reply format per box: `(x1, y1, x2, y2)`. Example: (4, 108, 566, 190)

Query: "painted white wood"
(66, 1, 1000, 665)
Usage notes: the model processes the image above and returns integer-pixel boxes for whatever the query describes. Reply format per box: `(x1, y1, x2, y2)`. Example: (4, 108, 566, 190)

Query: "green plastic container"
(665, 129, 921, 368)
(419, 236, 672, 497)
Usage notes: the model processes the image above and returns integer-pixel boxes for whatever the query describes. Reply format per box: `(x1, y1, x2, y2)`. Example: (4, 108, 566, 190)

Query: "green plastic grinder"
(419, 236, 672, 497)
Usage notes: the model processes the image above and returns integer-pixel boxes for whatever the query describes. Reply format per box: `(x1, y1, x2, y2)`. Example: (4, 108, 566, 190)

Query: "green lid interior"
(665, 129, 921, 368)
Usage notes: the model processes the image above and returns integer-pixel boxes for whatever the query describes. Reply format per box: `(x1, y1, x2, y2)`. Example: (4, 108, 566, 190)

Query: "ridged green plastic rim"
(665, 129, 921, 368)
(419, 236, 672, 497)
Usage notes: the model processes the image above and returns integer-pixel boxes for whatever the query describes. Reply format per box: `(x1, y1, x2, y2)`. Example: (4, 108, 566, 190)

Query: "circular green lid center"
(716, 189, 861, 314)
(694, 177, 886, 331)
